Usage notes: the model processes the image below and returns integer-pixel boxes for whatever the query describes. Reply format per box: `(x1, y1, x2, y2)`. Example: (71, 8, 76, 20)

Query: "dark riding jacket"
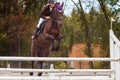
(39, 5, 55, 19)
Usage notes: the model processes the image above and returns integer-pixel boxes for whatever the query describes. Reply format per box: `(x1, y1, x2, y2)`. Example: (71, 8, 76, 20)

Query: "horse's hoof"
(38, 72, 42, 76)
(51, 47, 56, 51)
(30, 72, 33, 76)
(55, 46, 60, 51)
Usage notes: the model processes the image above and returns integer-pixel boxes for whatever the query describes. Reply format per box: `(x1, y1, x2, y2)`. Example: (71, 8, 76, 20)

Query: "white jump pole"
(0, 57, 119, 61)
(0, 76, 114, 80)
(109, 29, 115, 78)
(109, 28, 120, 80)
(114, 44, 120, 80)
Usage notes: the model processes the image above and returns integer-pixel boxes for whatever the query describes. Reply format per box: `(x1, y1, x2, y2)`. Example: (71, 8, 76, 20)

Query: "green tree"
(69, 0, 120, 68)
(0, 0, 47, 67)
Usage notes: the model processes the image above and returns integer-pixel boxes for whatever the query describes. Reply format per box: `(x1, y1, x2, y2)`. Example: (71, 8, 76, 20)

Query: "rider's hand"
(45, 16, 50, 19)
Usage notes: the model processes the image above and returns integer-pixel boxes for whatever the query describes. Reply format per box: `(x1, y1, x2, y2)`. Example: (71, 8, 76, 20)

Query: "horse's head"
(51, 2, 64, 28)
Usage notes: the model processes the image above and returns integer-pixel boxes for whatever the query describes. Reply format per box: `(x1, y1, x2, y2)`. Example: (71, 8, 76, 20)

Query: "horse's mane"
(50, 8, 58, 20)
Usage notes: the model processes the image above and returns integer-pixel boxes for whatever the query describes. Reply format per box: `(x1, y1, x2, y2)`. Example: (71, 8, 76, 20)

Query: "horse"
(30, 2, 64, 76)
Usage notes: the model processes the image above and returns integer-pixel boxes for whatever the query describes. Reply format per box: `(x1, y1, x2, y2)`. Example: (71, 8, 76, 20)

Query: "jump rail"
(0, 68, 113, 73)
(109, 29, 120, 80)
(0, 76, 114, 80)
(0, 56, 119, 61)
(0, 57, 115, 80)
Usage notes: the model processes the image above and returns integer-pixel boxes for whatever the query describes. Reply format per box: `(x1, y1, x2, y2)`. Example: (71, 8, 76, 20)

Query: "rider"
(32, 0, 56, 39)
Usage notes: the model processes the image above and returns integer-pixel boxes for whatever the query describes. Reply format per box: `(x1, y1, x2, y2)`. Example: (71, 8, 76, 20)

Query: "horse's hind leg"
(37, 50, 43, 76)
(30, 61, 34, 76)
(38, 61, 43, 76)
(30, 40, 38, 76)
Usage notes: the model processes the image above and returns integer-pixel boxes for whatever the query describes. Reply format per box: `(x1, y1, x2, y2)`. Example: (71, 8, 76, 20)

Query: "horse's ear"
(55, 2, 64, 12)
(60, 2, 64, 9)
(55, 2, 60, 7)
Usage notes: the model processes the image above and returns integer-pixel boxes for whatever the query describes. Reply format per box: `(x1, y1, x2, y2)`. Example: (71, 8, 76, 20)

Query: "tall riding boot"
(31, 28, 40, 39)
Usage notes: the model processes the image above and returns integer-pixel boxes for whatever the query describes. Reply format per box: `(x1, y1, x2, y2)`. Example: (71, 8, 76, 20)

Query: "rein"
(51, 18, 57, 23)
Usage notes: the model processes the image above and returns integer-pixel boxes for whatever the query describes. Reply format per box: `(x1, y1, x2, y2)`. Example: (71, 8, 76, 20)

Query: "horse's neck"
(50, 9, 57, 20)
(50, 15, 56, 20)
(47, 19, 56, 30)
(45, 19, 58, 33)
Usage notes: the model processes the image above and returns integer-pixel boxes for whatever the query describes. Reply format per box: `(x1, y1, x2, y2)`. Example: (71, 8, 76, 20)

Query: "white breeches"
(37, 18, 45, 28)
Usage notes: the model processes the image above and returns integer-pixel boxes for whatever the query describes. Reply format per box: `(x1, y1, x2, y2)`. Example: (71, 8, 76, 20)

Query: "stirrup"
(31, 35, 34, 39)
(31, 33, 38, 39)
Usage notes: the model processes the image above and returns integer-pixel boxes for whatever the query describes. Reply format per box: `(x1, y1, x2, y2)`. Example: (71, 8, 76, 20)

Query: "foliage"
(67, 0, 120, 69)
(0, 0, 47, 67)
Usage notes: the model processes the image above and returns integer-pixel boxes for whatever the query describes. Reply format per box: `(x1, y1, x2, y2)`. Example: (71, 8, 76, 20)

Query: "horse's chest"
(49, 29, 59, 35)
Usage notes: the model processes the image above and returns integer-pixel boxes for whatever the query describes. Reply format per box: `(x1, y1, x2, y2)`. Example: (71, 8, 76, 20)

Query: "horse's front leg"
(49, 35, 56, 51)
(55, 34, 63, 51)
(55, 39, 61, 51)
(44, 32, 55, 51)
(51, 39, 55, 51)
(30, 40, 38, 76)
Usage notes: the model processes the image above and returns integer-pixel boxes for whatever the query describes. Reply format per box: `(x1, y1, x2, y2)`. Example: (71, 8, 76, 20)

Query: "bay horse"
(30, 2, 64, 76)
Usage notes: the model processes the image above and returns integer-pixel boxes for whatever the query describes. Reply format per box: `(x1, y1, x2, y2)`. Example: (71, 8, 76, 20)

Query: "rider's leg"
(32, 18, 45, 39)
(36, 18, 45, 34)
(37, 18, 45, 29)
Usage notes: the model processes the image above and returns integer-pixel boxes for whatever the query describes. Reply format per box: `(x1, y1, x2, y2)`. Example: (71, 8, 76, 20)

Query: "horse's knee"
(58, 34, 63, 39)
(49, 35, 55, 40)
(55, 46, 60, 51)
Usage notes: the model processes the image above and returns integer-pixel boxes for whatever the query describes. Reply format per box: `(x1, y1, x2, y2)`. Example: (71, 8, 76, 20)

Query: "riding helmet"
(48, 0, 56, 3)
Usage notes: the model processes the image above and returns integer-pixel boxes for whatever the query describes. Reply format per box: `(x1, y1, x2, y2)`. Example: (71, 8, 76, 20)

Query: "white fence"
(109, 29, 120, 80)
(0, 29, 119, 80)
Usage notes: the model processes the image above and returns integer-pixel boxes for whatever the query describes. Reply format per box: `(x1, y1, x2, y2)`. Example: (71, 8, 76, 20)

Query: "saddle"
(32, 20, 48, 39)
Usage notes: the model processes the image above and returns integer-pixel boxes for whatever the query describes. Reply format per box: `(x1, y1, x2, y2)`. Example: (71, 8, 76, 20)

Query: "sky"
(64, 0, 77, 16)
(57, 0, 120, 16)
(56, 0, 100, 16)
(56, 0, 120, 22)
(57, 0, 78, 16)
